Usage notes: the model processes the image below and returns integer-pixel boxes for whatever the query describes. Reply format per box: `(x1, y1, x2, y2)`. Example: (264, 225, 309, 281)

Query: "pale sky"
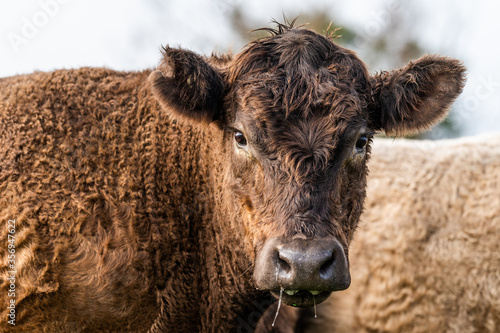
(1, 0, 498, 137)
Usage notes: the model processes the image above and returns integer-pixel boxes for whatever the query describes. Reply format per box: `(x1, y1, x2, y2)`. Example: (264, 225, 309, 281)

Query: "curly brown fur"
(0, 21, 465, 332)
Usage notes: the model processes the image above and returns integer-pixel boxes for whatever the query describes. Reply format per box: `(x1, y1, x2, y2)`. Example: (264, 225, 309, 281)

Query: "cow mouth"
(270, 289, 332, 308)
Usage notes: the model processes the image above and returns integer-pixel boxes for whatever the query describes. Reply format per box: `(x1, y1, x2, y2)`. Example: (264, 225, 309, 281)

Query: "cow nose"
(254, 238, 351, 292)
(277, 242, 336, 282)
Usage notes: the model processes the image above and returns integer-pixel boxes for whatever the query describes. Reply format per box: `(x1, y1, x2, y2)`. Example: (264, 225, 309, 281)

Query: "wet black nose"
(277, 241, 338, 283)
(254, 238, 351, 292)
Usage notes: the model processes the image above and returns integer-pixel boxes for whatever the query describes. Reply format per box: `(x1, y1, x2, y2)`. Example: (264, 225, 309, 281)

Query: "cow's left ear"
(369, 55, 467, 136)
(149, 46, 225, 124)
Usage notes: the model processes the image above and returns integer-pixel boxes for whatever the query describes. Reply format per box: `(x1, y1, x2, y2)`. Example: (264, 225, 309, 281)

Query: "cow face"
(150, 25, 466, 307)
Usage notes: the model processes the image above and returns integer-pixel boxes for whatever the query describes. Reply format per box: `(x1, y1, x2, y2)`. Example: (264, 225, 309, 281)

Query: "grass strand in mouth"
(314, 295, 317, 318)
(272, 287, 284, 327)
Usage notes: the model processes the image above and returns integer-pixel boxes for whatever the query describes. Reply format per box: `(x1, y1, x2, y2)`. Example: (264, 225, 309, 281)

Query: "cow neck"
(146, 109, 271, 331)
(199, 127, 272, 331)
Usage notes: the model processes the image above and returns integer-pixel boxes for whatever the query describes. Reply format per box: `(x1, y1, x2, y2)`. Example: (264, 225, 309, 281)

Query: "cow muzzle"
(253, 237, 350, 307)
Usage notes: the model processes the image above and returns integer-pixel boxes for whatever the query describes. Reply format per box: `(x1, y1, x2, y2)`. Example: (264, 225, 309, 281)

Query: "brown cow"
(0, 22, 465, 332)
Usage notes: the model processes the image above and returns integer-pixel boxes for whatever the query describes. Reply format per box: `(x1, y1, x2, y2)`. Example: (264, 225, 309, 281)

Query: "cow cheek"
(240, 196, 259, 261)
(240, 196, 277, 263)
(342, 169, 368, 243)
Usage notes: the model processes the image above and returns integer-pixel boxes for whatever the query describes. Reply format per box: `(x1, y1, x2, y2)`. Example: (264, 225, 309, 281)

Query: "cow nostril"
(277, 254, 292, 274)
(319, 254, 335, 279)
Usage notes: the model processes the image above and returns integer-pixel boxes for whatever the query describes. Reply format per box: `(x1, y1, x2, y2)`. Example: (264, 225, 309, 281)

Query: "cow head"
(149, 24, 466, 307)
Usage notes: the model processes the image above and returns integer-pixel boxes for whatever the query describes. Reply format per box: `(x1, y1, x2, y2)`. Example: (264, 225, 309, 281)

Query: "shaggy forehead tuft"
(226, 25, 371, 121)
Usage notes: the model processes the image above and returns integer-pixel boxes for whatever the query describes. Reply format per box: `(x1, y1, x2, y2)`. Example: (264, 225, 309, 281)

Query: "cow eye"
(355, 132, 373, 153)
(234, 131, 247, 147)
(355, 136, 368, 150)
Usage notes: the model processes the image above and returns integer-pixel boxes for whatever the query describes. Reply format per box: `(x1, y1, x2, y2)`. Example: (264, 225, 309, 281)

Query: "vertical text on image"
(6, 219, 16, 326)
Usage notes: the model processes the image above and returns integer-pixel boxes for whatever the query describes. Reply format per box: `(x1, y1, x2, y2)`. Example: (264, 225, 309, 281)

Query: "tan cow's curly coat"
(304, 135, 500, 332)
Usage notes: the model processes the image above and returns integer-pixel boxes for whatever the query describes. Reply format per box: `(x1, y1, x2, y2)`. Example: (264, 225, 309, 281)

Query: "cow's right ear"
(149, 47, 225, 124)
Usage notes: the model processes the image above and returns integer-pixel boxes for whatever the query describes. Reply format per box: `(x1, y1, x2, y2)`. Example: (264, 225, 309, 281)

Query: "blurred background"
(1, 0, 498, 139)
